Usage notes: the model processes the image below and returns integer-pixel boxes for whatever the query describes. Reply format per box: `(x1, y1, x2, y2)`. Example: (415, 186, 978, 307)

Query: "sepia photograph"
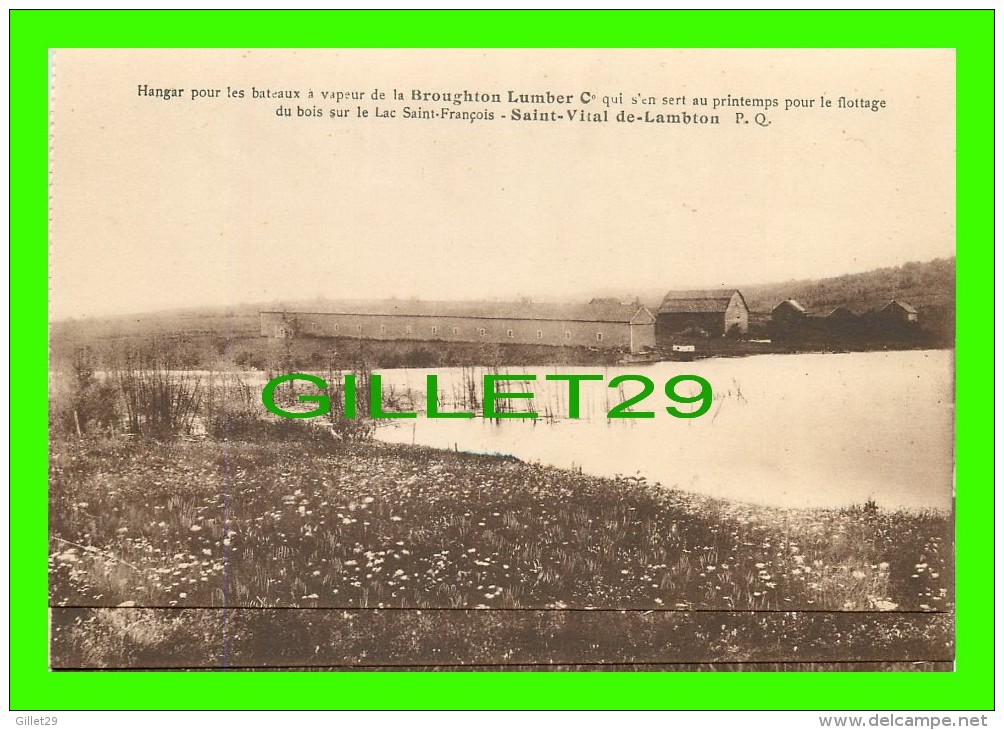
(47, 47, 955, 671)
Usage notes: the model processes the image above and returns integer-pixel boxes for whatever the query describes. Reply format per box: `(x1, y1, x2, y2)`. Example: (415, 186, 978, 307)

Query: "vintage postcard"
(48, 48, 955, 670)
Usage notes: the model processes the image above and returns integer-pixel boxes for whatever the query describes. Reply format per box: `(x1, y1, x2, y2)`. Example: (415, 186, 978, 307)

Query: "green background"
(12, 9, 993, 710)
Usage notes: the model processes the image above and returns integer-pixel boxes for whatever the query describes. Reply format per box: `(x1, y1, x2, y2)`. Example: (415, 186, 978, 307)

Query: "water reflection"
(373, 350, 954, 511)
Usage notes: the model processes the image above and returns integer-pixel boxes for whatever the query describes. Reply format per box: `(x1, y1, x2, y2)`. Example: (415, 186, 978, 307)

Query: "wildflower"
(179, 592, 187, 598)
(189, 525, 202, 532)
(852, 570, 866, 579)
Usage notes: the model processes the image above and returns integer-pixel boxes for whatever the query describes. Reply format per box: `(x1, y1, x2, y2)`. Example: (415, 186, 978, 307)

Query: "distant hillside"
(737, 257, 955, 345)
(737, 258, 955, 316)
(51, 257, 956, 363)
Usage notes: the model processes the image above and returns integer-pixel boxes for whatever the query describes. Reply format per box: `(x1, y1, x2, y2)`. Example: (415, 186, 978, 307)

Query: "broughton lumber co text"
(410, 90, 587, 105)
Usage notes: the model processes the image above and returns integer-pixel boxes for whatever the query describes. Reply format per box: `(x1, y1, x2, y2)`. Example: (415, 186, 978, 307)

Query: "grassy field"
(49, 429, 953, 669)
(51, 606, 952, 670)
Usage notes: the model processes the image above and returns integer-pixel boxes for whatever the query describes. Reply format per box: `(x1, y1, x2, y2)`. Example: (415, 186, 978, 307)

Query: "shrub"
(51, 350, 119, 437)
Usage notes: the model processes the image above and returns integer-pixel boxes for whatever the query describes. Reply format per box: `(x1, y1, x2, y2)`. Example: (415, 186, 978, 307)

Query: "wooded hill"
(736, 257, 955, 316)
(50, 257, 956, 365)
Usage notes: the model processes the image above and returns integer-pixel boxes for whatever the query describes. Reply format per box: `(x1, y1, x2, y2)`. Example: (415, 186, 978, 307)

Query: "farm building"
(656, 289, 749, 340)
(769, 298, 921, 340)
(770, 299, 809, 323)
(769, 299, 810, 338)
(260, 300, 657, 353)
(876, 300, 919, 324)
(826, 306, 858, 323)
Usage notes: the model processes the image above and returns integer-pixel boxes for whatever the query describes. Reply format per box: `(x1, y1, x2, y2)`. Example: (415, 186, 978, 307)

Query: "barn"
(260, 300, 657, 353)
(824, 306, 860, 337)
(656, 289, 749, 341)
(826, 306, 857, 322)
(769, 299, 811, 339)
(877, 300, 919, 324)
(770, 299, 808, 323)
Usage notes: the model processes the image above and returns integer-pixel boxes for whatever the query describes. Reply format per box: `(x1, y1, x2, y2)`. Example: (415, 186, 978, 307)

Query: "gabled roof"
(771, 299, 807, 314)
(883, 300, 918, 314)
(659, 289, 743, 314)
(629, 307, 657, 325)
(262, 300, 653, 324)
(826, 306, 858, 318)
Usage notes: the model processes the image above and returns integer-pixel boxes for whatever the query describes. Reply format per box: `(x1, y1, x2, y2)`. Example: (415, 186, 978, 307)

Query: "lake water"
(372, 350, 955, 511)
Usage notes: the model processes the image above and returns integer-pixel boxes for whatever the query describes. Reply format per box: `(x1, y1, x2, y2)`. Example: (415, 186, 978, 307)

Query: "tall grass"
(49, 436, 953, 614)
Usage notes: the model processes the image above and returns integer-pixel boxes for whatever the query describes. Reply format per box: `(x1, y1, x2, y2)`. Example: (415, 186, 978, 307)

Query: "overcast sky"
(50, 48, 954, 320)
